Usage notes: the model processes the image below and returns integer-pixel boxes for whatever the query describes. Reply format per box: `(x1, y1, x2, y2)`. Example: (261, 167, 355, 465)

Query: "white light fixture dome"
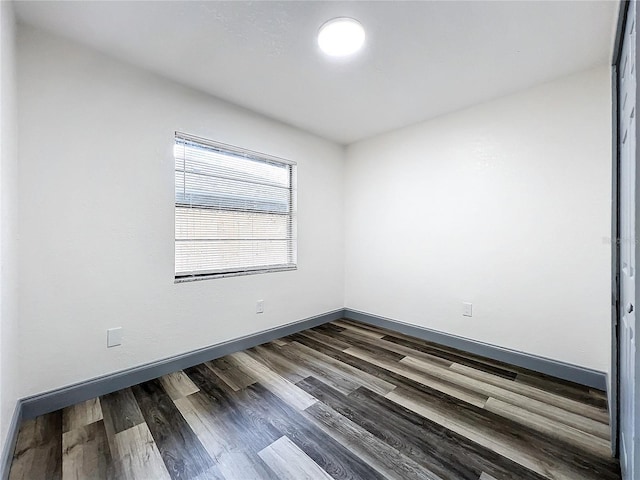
(318, 17, 365, 57)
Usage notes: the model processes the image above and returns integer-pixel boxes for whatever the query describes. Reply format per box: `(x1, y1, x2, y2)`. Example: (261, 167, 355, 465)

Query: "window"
(174, 132, 297, 281)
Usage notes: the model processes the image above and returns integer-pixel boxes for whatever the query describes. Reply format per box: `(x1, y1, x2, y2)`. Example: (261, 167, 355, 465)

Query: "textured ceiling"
(15, 1, 618, 144)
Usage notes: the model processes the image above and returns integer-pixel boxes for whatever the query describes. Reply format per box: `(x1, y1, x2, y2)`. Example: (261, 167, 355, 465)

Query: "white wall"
(17, 26, 345, 398)
(16, 21, 613, 401)
(345, 66, 612, 373)
(0, 0, 19, 452)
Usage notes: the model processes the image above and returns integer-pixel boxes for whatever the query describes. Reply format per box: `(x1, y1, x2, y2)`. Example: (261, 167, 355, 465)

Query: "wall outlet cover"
(463, 302, 473, 317)
(107, 327, 123, 347)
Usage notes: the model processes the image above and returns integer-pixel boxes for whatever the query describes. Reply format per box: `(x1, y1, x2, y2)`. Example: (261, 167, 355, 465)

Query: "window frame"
(174, 132, 297, 283)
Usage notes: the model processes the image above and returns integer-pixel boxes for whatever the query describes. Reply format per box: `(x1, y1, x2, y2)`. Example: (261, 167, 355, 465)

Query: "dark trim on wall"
(1, 310, 344, 478)
(2, 306, 609, 479)
(20, 308, 344, 420)
(343, 308, 608, 391)
(1, 404, 21, 480)
(16, 307, 609, 420)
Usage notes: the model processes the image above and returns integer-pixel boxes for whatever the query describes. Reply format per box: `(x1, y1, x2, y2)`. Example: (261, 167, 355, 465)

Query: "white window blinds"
(174, 133, 297, 280)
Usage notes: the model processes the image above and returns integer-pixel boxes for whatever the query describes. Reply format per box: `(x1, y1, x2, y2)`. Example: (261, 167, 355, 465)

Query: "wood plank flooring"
(9, 319, 621, 480)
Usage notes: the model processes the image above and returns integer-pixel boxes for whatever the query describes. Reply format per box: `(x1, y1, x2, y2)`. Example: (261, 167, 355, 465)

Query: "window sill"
(174, 265, 297, 283)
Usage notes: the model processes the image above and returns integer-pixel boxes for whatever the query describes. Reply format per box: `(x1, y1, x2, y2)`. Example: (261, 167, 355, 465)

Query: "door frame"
(611, 0, 629, 459)
(612, 0, 640, 466)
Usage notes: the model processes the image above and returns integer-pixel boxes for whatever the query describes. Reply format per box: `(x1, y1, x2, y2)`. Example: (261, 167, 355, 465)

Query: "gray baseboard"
(3, 305, 608, 480)
(343, 308, 608, 391)
(1, 402, 22, 480)
(20, 308, 345, 420)
(606, 372, 615, 456)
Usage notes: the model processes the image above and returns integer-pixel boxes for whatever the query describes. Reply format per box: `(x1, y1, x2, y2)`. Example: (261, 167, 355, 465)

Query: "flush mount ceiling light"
(318, 17, 365, 57)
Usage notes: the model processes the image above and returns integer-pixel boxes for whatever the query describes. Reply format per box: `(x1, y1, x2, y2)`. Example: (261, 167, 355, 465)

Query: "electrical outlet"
(107, 327, 123, 347)
(462, 302, 473, 317)
(256, 300, 264, 314)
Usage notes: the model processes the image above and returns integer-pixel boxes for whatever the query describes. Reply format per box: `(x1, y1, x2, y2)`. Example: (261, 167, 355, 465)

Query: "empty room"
(0, 0, 638, 479)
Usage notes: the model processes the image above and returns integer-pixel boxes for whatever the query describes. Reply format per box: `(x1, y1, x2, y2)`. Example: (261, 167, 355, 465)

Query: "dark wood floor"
(9, 319, 620, 480)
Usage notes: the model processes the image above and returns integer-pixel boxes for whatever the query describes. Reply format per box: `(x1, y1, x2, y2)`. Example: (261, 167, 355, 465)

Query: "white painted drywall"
(16, 26, 345, 397)
(16, 21, 613, 402)
(0, 0, 19, 453)
(345, 66, 612, 373)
